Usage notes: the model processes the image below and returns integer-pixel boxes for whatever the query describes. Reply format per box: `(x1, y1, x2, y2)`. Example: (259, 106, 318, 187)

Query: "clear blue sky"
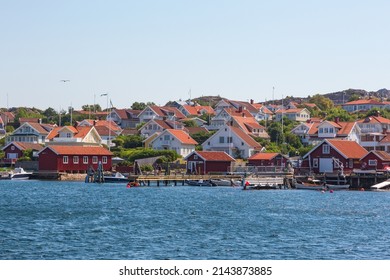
(1, 0, 389, 110)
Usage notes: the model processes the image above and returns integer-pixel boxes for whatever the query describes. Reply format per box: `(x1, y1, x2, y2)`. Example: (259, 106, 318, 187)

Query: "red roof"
(41, 145, 113, 156)
(191, 151, 235, 161)
(3, 141, 44, 152)
(248, 152, 281, 160)
(326, 139, 367, 159)
(357, 116, 390, 124)
(230, 126, 262, 149)
(344, 99, 383, 105)
(361, 150, 390, 161)
(166, 129, 198, 145)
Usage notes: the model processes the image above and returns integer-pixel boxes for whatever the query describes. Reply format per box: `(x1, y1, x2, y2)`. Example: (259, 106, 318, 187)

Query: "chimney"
(93, 120, 97, 126)
(250, 99, 254, 104)
(335, 117, 339, 123)
(238, 106, 243, 113)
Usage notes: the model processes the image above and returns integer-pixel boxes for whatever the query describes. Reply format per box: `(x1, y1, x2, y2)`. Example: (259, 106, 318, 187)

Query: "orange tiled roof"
(363, 150, 390, 161)
(44, 145, 112, 156)
(193, 151, 235, 161)
(344, 99, 383, 105)
(230, 126, 262, 149)
(326, 139, 367, 159)
(166, 129, 198, 145)
(248, 152, 280, 160)
(357, 116, 390, 124)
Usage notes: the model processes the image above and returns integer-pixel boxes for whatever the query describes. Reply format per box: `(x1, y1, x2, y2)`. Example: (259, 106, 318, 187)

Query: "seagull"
(60, 79, 70, 82)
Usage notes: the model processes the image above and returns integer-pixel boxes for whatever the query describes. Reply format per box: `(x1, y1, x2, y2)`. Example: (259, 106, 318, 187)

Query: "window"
(219, 137, 225, 143)
(102, 156, 107, 164)
(194, 155, 198, 160)
(164, 135, 170, 141)
(92, 156, 98, 164)
(329, 128, 334, 133)
(319, 128, 323, 133)
(368, 159, 377, 166)
(63, 156, 69, 164)
(73, 156, 79, 164)
(66, 133, 72, 138)
(322, 144, 330, 154)
(313, 158, 318, 168)
(227, 137, 233, 143)
(83, 156, 88, 164)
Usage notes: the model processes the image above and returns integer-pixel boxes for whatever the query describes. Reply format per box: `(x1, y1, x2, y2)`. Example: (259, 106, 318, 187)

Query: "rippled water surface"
(1, 180, 389, 260)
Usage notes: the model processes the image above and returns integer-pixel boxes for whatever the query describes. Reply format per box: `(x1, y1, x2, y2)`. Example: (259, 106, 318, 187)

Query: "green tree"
(324, 107, 355, 122)
(182, 119, 197, 127)
(308, 94, 334, 111)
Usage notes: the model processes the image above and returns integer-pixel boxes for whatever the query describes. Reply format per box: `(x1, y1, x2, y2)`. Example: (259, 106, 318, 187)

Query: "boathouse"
(185, 151, 235, 175)
(360, 150, 390, 171)
(2, 141, 44, 165)
(301, 139, 368, 174)
(247, 152, 288, 167)
(38, 145, 113, 173)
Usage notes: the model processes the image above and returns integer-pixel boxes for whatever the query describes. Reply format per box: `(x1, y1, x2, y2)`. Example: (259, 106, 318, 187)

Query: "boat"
(7, 168, 32, 180)
(209, 178, 241, 186)
(294, 179, 326, 191)
(103, 172, 129, 183)
(184, 179, 212, 186)
(326, 183, 350, 190)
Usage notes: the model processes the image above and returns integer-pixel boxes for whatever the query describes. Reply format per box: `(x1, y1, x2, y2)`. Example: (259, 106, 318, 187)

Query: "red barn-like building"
(302, 139, 367, 174)
(360, 150, 390, 171)
(185, 151, 235, 175)
(248, 152, 288, 167)
(38, 145, 113, 173)
(2, 141, 44, 164)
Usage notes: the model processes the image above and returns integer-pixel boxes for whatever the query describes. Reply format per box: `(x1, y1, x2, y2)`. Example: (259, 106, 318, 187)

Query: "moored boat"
(185, 179, 212, 186)
(103, 172, 128, 183)
(209, 178, 241, 186)
(1, 168, 33, 180)
(326, 183, 350, 190)
(294, 179, 326, 191)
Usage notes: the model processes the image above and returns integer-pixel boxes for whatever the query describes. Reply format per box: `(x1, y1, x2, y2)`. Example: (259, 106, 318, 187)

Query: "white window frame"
(313, 158, 318, 168)
(83, 156, 88, 164)
(322, 144, 330, 154)
(102, 156, 107, 164)
(368, 159, 377, 166)
(73, 156, 79, 164)
(63, 156, 69, 164)
(92, 156, 98, 164)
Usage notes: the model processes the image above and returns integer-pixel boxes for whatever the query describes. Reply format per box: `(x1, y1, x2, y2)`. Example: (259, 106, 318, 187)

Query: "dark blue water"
(1, 180, 389, 260)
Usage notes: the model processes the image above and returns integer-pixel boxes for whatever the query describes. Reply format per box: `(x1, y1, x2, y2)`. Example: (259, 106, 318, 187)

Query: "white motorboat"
(8, 168, 32, 180)
(103, 172, 128, 183)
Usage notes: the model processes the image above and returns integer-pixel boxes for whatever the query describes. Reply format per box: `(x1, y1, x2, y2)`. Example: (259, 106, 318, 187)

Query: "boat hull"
(185, 179, 212, 186)
(295, 183, 326, 191)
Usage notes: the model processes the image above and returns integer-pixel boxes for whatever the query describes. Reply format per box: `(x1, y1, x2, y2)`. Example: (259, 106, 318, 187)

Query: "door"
(319, 158, 333, 173)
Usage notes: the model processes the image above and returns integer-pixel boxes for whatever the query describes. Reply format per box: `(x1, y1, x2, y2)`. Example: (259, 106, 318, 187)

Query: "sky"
(1, 0, 389, 111)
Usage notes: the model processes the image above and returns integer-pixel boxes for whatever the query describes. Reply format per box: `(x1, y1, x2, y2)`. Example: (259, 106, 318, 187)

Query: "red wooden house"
(185, 151, 235, 174)
(248, 152, 288, 167)
(302, 139, 368, 174)
(2, 141, 44, 164)
(360, 150, 390, 171)
(38, 145, 113, 173)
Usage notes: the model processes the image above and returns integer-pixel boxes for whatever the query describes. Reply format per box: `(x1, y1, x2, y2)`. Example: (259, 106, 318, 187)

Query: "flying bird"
(60, 79, 70, 82)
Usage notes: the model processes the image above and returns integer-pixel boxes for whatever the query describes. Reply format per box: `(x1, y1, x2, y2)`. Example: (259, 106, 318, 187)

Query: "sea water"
(0, 180, 389, 260)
